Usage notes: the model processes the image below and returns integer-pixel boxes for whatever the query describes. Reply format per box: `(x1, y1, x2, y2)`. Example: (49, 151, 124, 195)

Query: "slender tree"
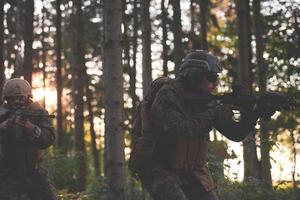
(0, 0, 4, 101)
(56, 0, 64, 149)
(253, 0, 272, 185)
(170, 0, 184, 75)
(71, 0, 87, 191)
(23, 0, 34, 84)
(103, 0, 125, 199)
(85, 75, 100, 176)
(130, 0, 139, 115)
(41, 0, 47, 108)
(161, 0, 169, 76)
(141, 0, 152, 96)
(235, 0, 260, 179)
(199, 0, 208, 50)
(190, 0, 195, 33)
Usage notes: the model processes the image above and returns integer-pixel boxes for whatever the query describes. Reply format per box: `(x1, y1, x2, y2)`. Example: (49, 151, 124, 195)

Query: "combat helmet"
(2, 78, 32, 100)
(178, 50, 222, 78)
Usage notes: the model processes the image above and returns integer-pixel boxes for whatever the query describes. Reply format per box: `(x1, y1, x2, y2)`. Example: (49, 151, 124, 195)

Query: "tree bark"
(289, 129, 300, 197)
(71, 0, 87, 191)
(23, 0, 34, 85)
(41, 0, 47, 108)
(161, 0, 168, 76)
(170, 0, 184, 75)
(103, 0, 125, 199)
(141, 0, 152, 96)
(253, 0, 272, 185)
(56, 0, 64, 149)
(190, 0, 195, 33)
(130, 0, 139, 115)
(199, 0, 208, 50)
(235, 0, 260, 180)
(85, 75, 100, 177)
(0, 0, 4, 102)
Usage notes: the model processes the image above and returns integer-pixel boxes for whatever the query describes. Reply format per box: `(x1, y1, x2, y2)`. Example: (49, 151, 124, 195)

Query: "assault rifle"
(183, 87, 300, 120)
(0, 107, 55, 137)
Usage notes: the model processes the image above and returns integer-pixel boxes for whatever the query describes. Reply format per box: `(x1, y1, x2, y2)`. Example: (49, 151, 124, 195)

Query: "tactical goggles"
(205, 73, 219, 83)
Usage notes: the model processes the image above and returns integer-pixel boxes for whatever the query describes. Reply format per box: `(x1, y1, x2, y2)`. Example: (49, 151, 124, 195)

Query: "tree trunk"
(41, 0, 47, 108)
(199, 0, 208, 50)
(190, 0, 195, 33)
(289, 129, 300, 197)
(130, 0, 139, 115)
(85, 76, 100, 177)
(0, 0, 4, 102)
(71, 0, 87, 191)
(103, 0, 125, 199)
(235, 0, 260, 180)
(56, 0, 64, 149)
(23, 0, 34, 85)
(170, 0, 184, 75)
(122, 0, 130, 75)
(253, 0, 272, 185)
(141, 0, 152, 96)
(161, 0, 168, 76)
(9, 1, 22, 78)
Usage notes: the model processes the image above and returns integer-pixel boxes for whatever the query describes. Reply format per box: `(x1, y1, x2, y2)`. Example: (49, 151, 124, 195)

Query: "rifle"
(183, 87, 300, 120)
(0, 107, 55, 137)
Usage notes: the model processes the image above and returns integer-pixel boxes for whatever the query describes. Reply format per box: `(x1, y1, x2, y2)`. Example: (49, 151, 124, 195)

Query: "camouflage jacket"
(150, 78, 257, 191)
(0, 101, 55, 171)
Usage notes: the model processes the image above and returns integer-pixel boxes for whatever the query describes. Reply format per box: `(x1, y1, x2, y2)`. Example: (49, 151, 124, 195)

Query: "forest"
(0, 0, 299, 199)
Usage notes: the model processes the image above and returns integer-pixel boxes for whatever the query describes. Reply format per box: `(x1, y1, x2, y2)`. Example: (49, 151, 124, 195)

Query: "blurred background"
(0, 0, 299, 199)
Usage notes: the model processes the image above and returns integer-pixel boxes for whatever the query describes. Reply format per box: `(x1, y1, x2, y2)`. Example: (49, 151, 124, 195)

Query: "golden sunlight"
(32, 87, 57, 111)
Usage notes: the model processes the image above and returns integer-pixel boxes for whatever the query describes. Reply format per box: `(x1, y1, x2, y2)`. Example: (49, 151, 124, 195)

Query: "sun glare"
(32, 87, 57, 112)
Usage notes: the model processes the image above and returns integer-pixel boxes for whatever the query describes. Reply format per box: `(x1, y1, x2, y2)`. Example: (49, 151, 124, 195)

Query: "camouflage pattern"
(141, 78, 257, 199)
(0, 168, 57, 200)
(0, 101, 56, 200)
(140, 167, 219, 200)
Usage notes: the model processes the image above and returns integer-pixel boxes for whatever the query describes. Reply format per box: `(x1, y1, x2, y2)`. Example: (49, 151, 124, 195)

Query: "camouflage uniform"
(139, 78, 257, 200)
(0, 101, 57, 200)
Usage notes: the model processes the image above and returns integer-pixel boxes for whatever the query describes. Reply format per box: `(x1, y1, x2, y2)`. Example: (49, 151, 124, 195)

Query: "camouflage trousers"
(140, 167, 219, 200)
(0, 167, 57, 200)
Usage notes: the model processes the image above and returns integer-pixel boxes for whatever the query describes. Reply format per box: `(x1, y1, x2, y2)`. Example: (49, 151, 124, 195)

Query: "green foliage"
(43, 150, 78, 191)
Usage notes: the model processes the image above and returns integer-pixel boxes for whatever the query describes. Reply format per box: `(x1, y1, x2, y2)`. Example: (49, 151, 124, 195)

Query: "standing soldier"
(130, 50, 275, 200)
(0, 78, 57, 200)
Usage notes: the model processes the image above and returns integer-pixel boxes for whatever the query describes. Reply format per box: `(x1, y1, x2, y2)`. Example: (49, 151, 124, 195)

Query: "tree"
(0, 0, 4, 101)
(103, 0, 125, 199)
(130, 0, 139, 116)
(161, 0, 169, 76)
(253, 0, 272, 185)
(85, 74, 100, 177)
(235, 0, 260, 180)
(23, 0, 34, 84)
(71, 0, 87, 191)
(141, 0, 152, 96)
(56, 0, 64, 149)
(41, 0, 47, 108)
(170, 0, 184, 75)
(190, 0, 195, 33)
(199, 0, 208, 50)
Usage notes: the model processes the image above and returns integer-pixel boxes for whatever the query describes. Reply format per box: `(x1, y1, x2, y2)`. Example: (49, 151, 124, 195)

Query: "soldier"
(0, 78, 57, 200)
(136, 50, 275, 200)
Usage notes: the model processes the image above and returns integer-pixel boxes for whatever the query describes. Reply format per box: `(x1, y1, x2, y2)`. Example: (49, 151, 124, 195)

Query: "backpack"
(129, 77, 172, 175)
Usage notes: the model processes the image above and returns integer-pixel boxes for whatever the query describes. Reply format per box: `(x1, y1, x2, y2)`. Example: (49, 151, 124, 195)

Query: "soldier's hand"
(0, 119, 13, 130)
(15, 116, 35, 134)
(214, 104, 237, 121)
